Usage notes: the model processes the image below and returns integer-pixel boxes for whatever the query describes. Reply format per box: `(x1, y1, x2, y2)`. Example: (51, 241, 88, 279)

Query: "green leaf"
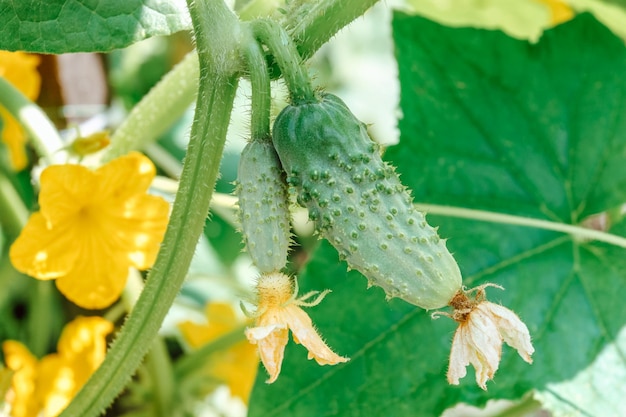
(534, 323, 626, 416)
(249, 13, 626, 416)
(568, 0, 626, 40)
(391, 12, 626, 223)
(0, 0, 191, 53)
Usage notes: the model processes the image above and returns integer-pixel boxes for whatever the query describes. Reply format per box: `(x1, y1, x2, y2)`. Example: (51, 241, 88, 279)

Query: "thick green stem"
(251, 19, 315, 104)
(242, 33, 271, 140)
(59, 0, 242, 415)
(282, 0, 380, 60)
(121, 269, 174, 417)
(0, 76, 63, 164)
(104, 51, 199, 161)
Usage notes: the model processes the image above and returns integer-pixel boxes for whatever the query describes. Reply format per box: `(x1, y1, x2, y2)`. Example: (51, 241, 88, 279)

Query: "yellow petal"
(447, 307, 502, 390)
(480, 302, 534, 364)
(0, 51, 41, 99)
(0, 108, 29, 170)
(56, 317, 113, 386)
(208, 342, 258, 403)
(38, 164, 98, 226)
(56, 317, 113, 361)
(178, 321, 213, 349)
(447, 325, 469, 386)
(2, 341, 39, 417)
(179, 302, 240, 348)
(245, 324, 289, 384)
(55, 255, 129, 309)
(0, 51, 40, 171)
(10, 212, 80, 279)
(36, 354, 74, 417)
(178, 303, 258, 403)
(283, 305, 349, 366)
(99, 194, 169, 270)
(205, 302, 239, 328)
(2, 318, 113, 417)
(95, 152, 156, 202)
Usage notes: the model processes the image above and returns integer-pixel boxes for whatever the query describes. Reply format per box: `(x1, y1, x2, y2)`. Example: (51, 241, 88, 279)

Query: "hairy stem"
(59, 0, 241, 415)
(251, 19, 315, 104)
(242, 32, 272, 140)
(282, 0, 380, 60)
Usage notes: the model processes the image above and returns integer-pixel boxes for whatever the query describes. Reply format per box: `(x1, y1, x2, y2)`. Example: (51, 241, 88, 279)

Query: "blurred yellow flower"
(178, 302, 259, 403)
(2, 316, 113, 417)
(534, 0, 574, 25)
(435, 284, 534, 390)
(9, 152, 170, 309)
(0, 51, 41, 170)
(245, 272, 348, 384)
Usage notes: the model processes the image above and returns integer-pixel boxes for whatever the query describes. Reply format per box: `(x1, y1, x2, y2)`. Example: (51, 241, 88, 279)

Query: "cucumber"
(271, 93, 462, 310)
(236, 140, 291, 273)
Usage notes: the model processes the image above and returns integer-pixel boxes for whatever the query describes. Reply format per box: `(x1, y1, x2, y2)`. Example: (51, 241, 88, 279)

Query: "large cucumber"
(272, 93, 462, 310)
(236, 140, 291, 273)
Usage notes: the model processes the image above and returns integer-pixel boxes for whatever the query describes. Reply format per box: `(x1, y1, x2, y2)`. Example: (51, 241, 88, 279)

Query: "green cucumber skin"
(272, 93, 462, 310)
(237, 140, 291, 273)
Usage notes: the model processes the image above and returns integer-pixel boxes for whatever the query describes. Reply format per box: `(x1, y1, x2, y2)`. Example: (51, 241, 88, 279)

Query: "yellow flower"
(245, 272, 349, 383)
(2, 342, 38, 417)
(9, 152, 169, 309)
(0, 51, 41, 170)
(178, 302, 259, 403)
(2, 316, 113, 417)
(437, 284, 534, 390)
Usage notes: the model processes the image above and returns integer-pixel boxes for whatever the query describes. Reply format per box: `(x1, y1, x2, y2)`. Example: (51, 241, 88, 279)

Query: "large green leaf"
(568, 0, 626, 40)
(534, 323, 626, 416)
(249, 13, 626, 416)
(0, 0, 191, 53)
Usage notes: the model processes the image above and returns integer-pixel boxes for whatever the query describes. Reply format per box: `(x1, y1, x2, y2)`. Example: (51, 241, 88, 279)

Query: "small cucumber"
(272, 93, 462, 310)
(236, 140, 291, 273)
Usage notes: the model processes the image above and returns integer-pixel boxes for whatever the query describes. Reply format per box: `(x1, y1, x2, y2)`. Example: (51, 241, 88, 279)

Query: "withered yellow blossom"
(3, 316, 113, 417)
(245, 272, 348, 383)
(437, 284, 534, 390)
(10, 152, 169, 309)
(0, 51, 41, 170)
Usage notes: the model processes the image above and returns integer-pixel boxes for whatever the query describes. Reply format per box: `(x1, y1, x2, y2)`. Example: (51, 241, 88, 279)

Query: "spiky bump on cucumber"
(237, 140, 291, 273)
(271, 93, 462, 310)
